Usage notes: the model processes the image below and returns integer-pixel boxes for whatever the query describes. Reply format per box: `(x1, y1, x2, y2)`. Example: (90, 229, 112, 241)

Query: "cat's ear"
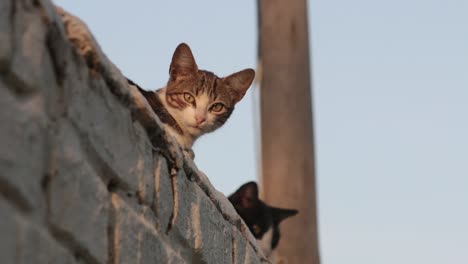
(169, 43, 198, 80)
(222, 68, 255, 102)
(228, 181, 259, 208)
(271, 207, 299, 224)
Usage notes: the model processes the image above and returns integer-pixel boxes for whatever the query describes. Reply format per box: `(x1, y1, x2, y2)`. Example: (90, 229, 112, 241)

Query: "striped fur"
(129, 43, 255, 153)
(128, 78, 184, 135)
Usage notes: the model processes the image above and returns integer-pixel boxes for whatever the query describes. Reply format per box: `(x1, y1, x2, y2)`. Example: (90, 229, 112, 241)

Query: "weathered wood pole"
(258, 0, 320, 263)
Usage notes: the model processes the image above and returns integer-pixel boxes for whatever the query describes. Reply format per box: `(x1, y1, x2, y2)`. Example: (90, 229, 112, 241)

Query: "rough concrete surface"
(0, 1, 266, 263)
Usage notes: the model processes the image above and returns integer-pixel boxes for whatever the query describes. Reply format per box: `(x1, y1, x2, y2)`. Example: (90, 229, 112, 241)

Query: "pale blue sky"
(54, 1, 468, 263)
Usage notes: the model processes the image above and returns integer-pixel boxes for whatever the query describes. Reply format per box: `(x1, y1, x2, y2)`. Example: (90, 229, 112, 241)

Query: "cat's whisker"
(128, 43, 255, 158)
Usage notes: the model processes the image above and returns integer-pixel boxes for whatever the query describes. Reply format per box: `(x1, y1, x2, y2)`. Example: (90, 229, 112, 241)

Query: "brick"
(197, 188, 233, 263)
(139, 224, 167, 264)
(10, 5, 57, 94)
(169, 170, 200, 251)
(232, 228, 265, 264)
(112, 196, 139, 264)
(133, 122, 154, 204)
(232, 228, 247, 264)
(244, 244, 263, 264)
(0, 199, 17, 264)
(0, 199, 76, 264)
(0, 0, 12, 68)
(67, 74, 150, 196)
(49, 121, 108, 264)
(111, 194, 167, 264)
(167, 172, 234, 263)
(40, 22, 72, 118)
(38, 0, 64, 23)
(0, 3, 266, 263)
(17, 219, 77, 264)
(153, 155, 173, 228)
(0, 81, 46, 213)
(7, 2, 64, 118)
(167, 252, 187, 264)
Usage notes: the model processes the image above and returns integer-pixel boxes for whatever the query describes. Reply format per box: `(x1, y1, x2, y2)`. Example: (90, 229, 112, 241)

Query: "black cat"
(228, 181, 298, 257)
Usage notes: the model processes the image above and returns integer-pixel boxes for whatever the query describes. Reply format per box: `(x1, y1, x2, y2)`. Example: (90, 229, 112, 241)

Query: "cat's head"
(164, 43, 255, 138)
(228, 181, 298, 257)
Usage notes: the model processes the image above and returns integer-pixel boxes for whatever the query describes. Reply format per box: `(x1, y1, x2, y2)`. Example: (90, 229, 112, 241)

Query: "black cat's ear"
(271, 207, 299, 224)
(169, 43, 198, 80)
(222, 69, 255, 102)
(228, 181, 259, 208)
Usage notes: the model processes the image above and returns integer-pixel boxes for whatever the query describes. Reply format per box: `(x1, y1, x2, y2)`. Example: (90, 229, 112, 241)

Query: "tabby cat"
(228, 181, 298, 257)
(128, 43, 255, 157)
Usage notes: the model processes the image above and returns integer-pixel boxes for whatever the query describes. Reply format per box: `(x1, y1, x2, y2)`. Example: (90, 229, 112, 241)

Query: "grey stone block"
(139, 224, 168, 264)
(40, 22, 72, 118)
(0, 0, 12, 68)
(49, 121, 108, 264)
(233, 227, 266, 264)
(10, 5, 57, 94)
(169, 170, 200, 251)
(0, 199, 76, 264)
(133, 122, 154, 204)
(153, 155, 173, 229)
(0, 81, 46, 213)
(232, 229, 247, 264)
(168, 173, 233, 263)
(197, 187, 233, 264)
(111, 194, 167, 264)
(6, 2, 63, 118)
(112, 196, 139, 264)
(0, 3, 267, 263)
(0, 199, 17, 264)
(168, 253, 187, 264)
(244, 244, 263, 264)
(17, 219, 77, 264)
(67, 74, 150, 196)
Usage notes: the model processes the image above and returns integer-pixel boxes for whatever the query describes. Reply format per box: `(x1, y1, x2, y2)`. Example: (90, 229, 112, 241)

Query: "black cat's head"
(228, 181, 298, 257)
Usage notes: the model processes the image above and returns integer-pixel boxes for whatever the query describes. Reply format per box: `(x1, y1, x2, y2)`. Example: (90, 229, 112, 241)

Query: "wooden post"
(258, 0, 320, 263)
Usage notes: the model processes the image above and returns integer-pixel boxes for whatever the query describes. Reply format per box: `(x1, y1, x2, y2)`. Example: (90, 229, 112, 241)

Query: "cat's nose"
(195, 115, 206, 125)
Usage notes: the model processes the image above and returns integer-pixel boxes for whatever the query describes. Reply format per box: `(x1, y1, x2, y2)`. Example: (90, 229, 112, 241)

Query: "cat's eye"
(252, 224, 261, 235)
(183, 93, 195, 104)
(210, 103, 224, 113)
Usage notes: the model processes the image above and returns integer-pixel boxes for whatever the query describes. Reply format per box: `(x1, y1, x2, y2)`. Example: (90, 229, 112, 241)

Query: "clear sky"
(54, 1, 468, 263)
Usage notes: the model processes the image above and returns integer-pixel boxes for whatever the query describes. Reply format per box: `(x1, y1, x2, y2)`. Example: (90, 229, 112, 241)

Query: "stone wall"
(0, 1, 266, 263)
